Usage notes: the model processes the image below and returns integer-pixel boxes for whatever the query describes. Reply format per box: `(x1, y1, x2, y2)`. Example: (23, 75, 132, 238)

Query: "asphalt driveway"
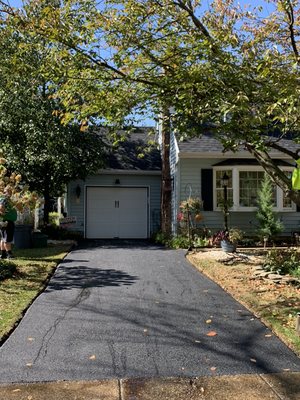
(0, 241, 300, 383)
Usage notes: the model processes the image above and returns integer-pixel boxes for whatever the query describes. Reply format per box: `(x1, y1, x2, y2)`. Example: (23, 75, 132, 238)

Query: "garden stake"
(296, 313, 300, 336)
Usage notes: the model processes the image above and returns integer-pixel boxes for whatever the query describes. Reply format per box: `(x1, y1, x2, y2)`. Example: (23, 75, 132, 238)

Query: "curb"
(0, 372, 300, 399)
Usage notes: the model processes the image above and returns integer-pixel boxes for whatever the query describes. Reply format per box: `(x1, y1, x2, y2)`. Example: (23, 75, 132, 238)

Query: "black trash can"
(14, 224, 33, 249)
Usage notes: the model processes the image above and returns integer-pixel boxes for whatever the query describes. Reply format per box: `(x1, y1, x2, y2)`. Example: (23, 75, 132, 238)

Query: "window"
(239, 171, 276, 207)
(214, 167, 295, 211)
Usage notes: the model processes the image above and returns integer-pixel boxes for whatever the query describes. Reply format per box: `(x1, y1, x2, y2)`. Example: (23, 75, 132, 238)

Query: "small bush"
(41, 225, 83, 240)
(168, 235, 191, 249)
(0, 260, 18, 281)
(152, 232, 191, 249)
(263, 248, 300, 277)
(152, 231, 169, 245)
(193, 236, 210, 248)
(48, 212, 61, 226)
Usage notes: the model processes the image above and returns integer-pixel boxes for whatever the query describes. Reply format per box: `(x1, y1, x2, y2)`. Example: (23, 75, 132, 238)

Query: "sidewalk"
(0, 372, 299, 399)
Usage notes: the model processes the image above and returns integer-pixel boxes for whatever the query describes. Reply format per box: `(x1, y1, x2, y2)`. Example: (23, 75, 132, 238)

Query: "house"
(66, 125, 300, 240)
(65, 128, 161, 239)
(170, 131, 300, 236)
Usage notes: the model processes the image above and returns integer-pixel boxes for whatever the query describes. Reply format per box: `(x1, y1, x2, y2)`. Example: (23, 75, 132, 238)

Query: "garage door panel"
(86, 187, 148, 239)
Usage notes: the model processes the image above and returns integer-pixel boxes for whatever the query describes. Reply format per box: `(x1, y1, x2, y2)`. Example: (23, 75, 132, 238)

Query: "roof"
(177, 132, 300, 157)
(104, 127, 162, 171)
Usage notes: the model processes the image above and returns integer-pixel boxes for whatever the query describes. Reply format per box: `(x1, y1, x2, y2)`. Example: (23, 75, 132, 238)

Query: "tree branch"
(264, 139, 300, 160)
(173, 0, 213, 42)
(283, 0, 300, 63)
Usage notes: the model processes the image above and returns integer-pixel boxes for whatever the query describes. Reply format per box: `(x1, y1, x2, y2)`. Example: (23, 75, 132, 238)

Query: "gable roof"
(104, 127, 161, 171)
(177, 132, 300, 158)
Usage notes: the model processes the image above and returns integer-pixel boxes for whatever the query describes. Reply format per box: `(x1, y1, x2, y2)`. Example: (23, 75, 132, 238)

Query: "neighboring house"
(169, 132, 300, 236)
(65, 128, 161, 239)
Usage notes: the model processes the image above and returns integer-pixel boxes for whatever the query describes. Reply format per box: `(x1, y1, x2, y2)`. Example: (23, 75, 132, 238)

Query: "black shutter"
(201, 169, 213, 211)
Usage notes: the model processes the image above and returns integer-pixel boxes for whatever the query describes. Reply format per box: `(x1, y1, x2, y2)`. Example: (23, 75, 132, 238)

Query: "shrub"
(193, 236, 210, 248)
(256, 174, 283, 241)
(168, 235, 190, 249)
(41, 225, 83, 240)
(48, 212, 61, 226)
(263, 248, 300, 277)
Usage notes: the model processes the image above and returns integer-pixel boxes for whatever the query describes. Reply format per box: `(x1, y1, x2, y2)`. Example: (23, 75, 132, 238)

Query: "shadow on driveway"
(46, 265, 139, 292)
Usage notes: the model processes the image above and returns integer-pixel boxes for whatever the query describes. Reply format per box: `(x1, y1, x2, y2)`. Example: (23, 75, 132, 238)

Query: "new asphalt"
(0, 240, 300, 398)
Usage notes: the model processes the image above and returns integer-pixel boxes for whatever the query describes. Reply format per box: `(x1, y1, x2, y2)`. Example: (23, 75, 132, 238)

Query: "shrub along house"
(65, 128, 161, 239)
(169, 132, 300, 237)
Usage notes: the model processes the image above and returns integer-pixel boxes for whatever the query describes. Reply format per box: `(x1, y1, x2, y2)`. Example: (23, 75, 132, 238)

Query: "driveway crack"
(32, 287, 91, 363)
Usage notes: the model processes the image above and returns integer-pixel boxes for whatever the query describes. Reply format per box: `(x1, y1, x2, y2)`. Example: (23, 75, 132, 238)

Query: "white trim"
(213, 166, 295, 212)
(179, 152, 292, 159)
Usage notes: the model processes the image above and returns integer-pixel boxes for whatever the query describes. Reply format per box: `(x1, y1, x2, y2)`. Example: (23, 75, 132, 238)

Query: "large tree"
(0, 15, 107, 223)
(2, 0, 300, 226)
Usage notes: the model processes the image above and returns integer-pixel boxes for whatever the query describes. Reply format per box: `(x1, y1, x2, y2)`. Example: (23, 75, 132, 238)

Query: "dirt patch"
(191, 248, 264, 265)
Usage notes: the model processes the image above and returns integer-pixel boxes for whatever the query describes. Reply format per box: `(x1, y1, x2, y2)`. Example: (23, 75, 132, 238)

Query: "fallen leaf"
(89, 355, 96, 360)
(206, 331, 217, 337)
(265, 334, 272, 338)
(283, 368, 290, 372)
(195, 340, 201, 343)
(27, 337, 34, 342)
(27, 396, 33, 400)
(12, 389, 21, 393)
(206, 319, 212, 324)
(26, 363, 32, 367)
(210, 366, 217, 371)
(250, 358, 257, 363)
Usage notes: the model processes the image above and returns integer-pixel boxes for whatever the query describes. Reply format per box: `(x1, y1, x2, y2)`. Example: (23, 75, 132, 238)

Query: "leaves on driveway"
(206, 331, 217, 337)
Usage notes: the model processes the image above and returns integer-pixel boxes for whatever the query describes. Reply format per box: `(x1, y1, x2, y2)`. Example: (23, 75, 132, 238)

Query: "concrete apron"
(0, 372, 299, 400)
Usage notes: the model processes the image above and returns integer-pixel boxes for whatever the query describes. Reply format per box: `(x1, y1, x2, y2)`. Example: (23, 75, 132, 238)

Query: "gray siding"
(176, 158, 300, 236)
(67, 173, 161, 236)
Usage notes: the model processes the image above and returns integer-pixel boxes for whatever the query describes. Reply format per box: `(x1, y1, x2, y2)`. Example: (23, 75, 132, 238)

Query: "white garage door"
(86, 187, 149, 239)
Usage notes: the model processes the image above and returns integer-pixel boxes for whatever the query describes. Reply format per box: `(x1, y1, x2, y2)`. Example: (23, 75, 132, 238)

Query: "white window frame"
(213, 165, 295, 212)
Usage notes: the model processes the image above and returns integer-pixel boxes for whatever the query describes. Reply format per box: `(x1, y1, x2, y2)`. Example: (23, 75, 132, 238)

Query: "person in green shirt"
(0, 189, 17, 259)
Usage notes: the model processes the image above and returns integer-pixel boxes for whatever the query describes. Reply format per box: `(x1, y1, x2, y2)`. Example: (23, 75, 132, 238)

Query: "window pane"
(239, 171, 276, 207)
(283, 171, 292, 208)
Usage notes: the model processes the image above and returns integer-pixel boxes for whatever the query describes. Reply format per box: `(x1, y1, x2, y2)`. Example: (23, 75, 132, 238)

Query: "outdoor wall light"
(75, 184, 81, 198)
(221, 172, 229, 187)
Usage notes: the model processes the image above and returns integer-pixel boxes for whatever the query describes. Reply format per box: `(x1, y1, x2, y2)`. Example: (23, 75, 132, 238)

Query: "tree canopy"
(0, 14, 107, 222)
(1, 0, 300, 211)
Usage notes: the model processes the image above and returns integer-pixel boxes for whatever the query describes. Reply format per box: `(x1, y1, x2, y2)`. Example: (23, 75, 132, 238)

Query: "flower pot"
(220, 240, 236, 253)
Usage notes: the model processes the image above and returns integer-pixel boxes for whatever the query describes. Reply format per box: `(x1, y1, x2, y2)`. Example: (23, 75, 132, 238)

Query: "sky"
(5, 0, 276, 127)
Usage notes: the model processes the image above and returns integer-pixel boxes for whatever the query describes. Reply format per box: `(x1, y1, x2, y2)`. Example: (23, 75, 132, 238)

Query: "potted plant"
(213, 228, 243, 253)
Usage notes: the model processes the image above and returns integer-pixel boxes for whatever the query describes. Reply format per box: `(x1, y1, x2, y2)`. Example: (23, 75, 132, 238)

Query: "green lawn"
(0, 244, 71, 343)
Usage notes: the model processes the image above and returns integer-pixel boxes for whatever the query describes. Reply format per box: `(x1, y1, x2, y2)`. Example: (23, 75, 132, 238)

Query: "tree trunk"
(43, 188, 51, 225)
(246, 144, 300, 205)
(160, 108, 172, 237)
